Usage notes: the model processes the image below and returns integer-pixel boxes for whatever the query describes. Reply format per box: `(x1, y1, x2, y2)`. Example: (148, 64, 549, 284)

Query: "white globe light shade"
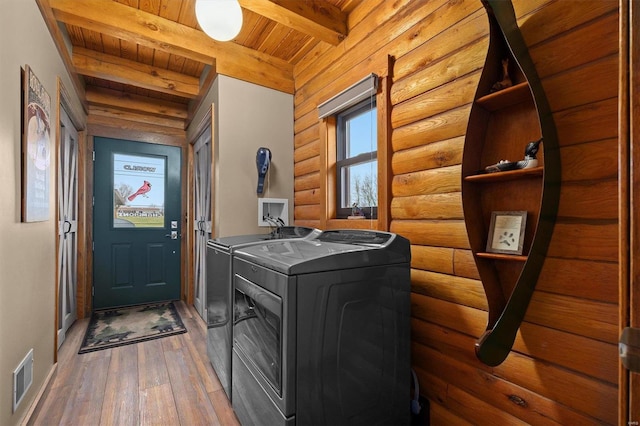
(195, 0, 243, 42)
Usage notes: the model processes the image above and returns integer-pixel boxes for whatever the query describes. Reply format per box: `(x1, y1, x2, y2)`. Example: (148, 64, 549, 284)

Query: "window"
(336, 100, 377, 218)
(318, 73, 380, 221)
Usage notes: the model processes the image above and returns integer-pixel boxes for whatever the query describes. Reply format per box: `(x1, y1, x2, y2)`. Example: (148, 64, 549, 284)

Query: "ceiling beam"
(50, 0, 294, 93)
(74, 47, 200, 98)
(85, 86, 189, 120)
(87, 115, 186, 145)
(239, 0, 347, 46)
(88, 104, 185, 129)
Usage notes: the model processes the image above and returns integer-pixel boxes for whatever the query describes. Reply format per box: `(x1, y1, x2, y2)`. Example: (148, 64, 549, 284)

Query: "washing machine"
(206, 226, 320, 400)
(231, 229, 411, 425)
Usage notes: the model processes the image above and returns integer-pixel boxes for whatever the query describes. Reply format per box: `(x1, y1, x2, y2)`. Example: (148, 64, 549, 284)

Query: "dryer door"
(234, 275, 283, 394)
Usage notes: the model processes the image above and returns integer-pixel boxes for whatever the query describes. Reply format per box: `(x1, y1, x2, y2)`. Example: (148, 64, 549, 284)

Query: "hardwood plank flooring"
(28, 301, 240, 426)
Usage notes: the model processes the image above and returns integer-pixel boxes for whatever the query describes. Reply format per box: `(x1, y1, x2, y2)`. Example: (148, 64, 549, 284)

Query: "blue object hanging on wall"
(256, 147, 271, 194)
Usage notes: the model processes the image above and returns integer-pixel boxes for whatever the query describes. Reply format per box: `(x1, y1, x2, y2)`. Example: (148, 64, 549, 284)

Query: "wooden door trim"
(619, 0, 634, 423)
(628, 0, 640, 421)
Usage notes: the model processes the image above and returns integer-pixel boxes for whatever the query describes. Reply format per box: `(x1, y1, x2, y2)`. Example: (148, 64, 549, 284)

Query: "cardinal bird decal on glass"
(128, 180, 152, 202)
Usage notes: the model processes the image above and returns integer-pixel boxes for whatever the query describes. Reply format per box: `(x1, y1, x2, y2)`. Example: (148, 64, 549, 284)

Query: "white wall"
(189, 75, 294, 238)
(0, 1, 83, 424)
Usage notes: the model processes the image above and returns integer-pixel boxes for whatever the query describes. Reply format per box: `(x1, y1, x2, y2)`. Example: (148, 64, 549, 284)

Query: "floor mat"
(78, 301, 186, 354)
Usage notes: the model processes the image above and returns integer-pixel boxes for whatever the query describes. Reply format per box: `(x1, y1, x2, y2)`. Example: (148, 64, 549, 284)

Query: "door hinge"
(92, 151, 95, 161)
(92, 241, 94, 251)
(92, 196, 94, 207)
(92, 287, 94, 296)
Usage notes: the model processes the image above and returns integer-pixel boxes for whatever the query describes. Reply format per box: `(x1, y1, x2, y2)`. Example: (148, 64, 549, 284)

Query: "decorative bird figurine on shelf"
(483, 138, 543, 173)
(516, 137, 543, 169)
(128, 180, 152, 202)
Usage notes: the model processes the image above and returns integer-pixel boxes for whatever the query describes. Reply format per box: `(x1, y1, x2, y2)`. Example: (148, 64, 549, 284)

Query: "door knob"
(165, 231, 178, 239)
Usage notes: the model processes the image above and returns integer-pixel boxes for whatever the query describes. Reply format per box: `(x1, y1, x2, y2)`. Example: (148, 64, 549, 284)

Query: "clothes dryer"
(205, 226, 319, 400)
(231, 230, 411, 426)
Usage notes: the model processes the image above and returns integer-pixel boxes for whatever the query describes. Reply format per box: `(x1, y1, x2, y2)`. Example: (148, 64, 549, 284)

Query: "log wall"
(292, 0, 619, 423)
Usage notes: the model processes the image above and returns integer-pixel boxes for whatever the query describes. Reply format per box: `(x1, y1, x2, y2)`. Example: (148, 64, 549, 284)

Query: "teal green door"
(93, 137, 181, 309)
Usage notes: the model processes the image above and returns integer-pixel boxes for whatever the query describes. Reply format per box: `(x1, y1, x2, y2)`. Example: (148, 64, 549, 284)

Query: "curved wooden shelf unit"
(461, 0, 560, 367)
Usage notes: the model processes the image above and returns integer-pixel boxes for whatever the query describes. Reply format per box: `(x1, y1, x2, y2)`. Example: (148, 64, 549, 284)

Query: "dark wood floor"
(28, 301, 240, 426)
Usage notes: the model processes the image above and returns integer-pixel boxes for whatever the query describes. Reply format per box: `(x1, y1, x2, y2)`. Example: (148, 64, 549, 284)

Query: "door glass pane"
(113, 153, 165, 228)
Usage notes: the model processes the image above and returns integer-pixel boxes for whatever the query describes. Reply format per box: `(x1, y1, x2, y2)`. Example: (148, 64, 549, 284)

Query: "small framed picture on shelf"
(486, 211, 527, 255)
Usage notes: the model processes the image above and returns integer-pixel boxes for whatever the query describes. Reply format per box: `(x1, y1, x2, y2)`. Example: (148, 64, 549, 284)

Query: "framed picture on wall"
(21, 65, 51, 222)
(486, 211, 527, 255)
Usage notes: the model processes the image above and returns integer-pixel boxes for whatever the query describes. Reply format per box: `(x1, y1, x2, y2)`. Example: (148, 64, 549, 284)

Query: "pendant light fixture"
(195, 0, 243, 42)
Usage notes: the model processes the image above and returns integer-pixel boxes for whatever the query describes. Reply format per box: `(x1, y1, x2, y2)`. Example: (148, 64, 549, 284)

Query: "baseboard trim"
(20, 363, 58, 426)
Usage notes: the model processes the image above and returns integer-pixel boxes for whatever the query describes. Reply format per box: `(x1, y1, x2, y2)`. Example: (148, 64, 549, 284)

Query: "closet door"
(193, 123, 213, 320)
(57, 107, 78, 347)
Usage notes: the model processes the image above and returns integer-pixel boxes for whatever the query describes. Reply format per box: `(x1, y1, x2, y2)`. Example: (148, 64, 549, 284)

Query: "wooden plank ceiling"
(36, 0, 356, 128)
